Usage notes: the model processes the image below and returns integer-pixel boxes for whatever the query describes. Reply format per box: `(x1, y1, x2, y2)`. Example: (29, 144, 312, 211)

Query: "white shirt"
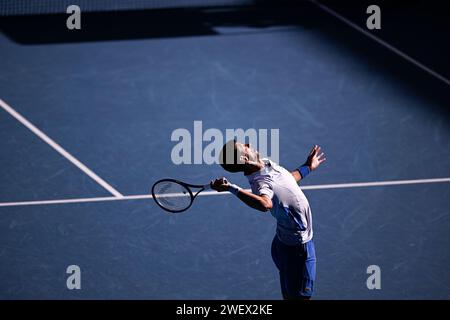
(246, 159, 313, 245)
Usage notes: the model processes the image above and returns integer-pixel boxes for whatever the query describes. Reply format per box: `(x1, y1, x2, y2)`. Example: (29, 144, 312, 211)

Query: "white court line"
(309, 0, 450, 86)
(0, 99, 124, 198)
(0, 177, 449, 208)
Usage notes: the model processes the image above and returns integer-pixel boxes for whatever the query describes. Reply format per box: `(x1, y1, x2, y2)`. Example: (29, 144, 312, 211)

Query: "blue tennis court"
(1, 0, 449, 299)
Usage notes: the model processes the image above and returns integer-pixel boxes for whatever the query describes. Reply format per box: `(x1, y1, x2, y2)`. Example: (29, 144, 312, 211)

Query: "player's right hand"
(210, 177, 230, 192)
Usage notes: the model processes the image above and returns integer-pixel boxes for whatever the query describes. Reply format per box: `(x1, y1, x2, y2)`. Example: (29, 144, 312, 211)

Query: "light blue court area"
(0, 0, 449, 299)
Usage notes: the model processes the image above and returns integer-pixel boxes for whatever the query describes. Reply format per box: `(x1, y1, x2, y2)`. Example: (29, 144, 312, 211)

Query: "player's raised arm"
(291, 145, 326, 183)
(210, 178, 272, 212)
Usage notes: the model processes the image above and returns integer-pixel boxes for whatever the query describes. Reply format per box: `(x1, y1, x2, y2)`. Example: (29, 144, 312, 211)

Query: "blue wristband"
(298, 165, 311, 179)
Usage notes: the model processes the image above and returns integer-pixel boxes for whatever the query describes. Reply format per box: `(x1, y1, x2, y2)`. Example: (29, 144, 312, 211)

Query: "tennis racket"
(151, 178, 216, 213)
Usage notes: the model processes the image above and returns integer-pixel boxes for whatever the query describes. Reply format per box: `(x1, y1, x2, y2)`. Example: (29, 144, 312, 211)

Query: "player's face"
(236, 142, 259, 163)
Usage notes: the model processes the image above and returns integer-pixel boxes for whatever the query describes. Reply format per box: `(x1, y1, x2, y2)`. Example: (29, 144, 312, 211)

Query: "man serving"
(211, 140, 326, 299)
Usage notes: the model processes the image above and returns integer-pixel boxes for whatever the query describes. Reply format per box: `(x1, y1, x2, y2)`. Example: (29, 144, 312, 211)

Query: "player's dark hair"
(219, 139, 245, 173)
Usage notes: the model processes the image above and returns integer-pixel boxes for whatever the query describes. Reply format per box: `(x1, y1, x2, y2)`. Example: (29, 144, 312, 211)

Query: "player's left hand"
(305, 145, 326, 171)
(210, 177, 230, 192)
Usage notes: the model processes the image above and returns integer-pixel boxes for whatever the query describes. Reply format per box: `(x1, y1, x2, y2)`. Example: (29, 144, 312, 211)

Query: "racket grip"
(207, 177, 229, 190)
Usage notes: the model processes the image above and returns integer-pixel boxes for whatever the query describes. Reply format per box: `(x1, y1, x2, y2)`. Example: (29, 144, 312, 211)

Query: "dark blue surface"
(0, 2, 449, 299)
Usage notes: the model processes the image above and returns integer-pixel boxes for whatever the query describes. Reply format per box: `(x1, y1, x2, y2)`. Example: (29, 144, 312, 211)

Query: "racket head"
(151, 179, 195, 213)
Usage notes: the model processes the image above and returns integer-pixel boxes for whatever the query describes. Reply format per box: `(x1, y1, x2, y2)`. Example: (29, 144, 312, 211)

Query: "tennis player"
(210, 140, 326, 300)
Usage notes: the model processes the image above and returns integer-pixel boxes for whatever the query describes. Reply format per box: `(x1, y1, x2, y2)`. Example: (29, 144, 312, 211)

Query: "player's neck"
(243, 160, 265, 176)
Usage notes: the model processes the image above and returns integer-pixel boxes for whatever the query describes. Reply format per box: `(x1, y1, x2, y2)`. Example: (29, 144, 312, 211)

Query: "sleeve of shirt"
(255, 178, 274, 199)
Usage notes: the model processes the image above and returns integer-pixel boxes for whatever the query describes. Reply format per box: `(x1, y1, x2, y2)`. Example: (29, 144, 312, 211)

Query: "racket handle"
(206, 177, 229, 190)
(203, 183, 211, 190)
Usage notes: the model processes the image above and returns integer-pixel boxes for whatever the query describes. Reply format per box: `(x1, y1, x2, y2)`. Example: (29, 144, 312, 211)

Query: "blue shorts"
(271, 235, 316, 299)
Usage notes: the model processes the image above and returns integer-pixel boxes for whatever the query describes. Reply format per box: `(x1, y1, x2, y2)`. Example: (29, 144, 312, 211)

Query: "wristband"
(228, 184, 241, 196)
(298, 165, 311, 179)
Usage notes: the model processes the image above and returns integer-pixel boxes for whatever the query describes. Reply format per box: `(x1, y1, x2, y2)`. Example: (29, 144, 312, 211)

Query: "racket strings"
(153, 181, 192, 212)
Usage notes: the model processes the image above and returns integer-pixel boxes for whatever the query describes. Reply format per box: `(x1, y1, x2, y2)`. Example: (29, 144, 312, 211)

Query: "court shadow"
(1, 0, 448, 117)
(302, 0, 450, 118)
(0, 1, 310, 44)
